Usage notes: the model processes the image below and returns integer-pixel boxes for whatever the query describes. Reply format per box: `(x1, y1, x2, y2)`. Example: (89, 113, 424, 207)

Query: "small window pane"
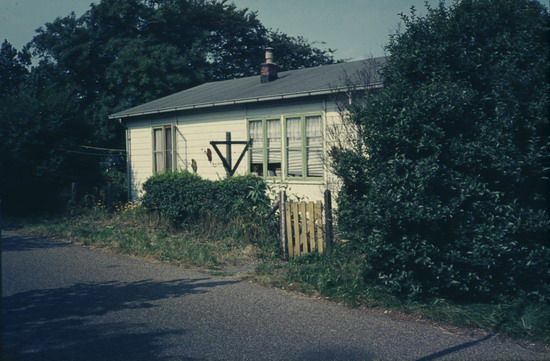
(266, 119, 281, 148)
(287, 148, 303, 177)
(249, 120, 264, 176)
(155, 152, 163, 173)
(165, 127, 172, 151)
(286, 117, 301, 148)
(306, 148, 323, 177)
(165, 127, 172, 170)
(154, 129, 163, 152)
(249, 120, 263, 148)
(251, 162, 263, 176)
(249, 120, 261, 176)
(251, 148, 263, 163)
(267, 149, 281, 177)
(306, 116, 322, 147)
(165, 151, 172, 170)
(268, 148, 281, 163)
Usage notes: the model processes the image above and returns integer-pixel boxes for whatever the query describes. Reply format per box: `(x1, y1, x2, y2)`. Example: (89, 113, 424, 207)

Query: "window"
(248, 114, 323, 180)
(153, 125, 174, 173)
(286, 114, 323, 179)
(249, 118, 281, 177)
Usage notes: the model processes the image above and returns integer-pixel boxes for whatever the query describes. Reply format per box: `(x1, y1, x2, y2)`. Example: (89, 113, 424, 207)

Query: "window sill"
(266, 179, 324, 185)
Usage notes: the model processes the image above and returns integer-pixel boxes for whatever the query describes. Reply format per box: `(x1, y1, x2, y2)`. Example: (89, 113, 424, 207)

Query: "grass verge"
(11, 204, 267, 270)
(7, 206, 550, 346)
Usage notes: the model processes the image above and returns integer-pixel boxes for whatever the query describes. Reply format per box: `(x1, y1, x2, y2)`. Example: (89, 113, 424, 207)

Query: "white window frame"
(247, 113, 324, 181)
(152, 125, 176, 174)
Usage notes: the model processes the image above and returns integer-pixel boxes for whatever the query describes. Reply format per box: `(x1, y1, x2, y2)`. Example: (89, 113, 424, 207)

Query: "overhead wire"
(57, 148, 126, 157)
(80, 145, 126, 152)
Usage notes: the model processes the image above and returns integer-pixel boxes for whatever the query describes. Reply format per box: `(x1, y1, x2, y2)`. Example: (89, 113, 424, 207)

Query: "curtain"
(165, 127, 172, 170)
(249, 120, 263, 163)
(306, 116, 322, 177)
(266, 119, 281, 147)
(286, 117, 301, 148)
(154, 129, 163, 152)
(306, 149, 323, 177)
(154, 129, 163, 173)
(267, 119, 281, 163)
(306, 116, 322, 147)
(286, 117, 302, 176)
(287, 149, 302, 177)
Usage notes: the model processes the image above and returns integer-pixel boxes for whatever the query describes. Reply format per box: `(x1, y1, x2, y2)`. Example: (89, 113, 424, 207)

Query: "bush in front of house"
(331, 0, 549, 303)
(141, 171, 271, 228)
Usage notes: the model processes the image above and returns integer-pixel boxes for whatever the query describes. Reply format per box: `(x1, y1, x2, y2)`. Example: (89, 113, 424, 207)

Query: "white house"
(109, 49, 385, 201)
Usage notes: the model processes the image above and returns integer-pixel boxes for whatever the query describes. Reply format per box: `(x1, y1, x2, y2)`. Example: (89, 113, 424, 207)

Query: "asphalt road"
(2, 231, 549, 361)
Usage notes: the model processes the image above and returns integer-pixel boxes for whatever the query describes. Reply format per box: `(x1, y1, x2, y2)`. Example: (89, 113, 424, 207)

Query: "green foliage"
(29, 0, 337, 146)
(0, 0, 336, 215)
(0, 42, 101, 214)
(0, 40, 30, 95)
(140, 172, 280, 255)
(332, 0, 550, 302)
(141, 171, 271, 227)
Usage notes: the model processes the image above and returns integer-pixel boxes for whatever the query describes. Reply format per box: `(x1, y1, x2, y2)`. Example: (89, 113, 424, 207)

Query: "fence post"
(324, 189, 333, 253)
(107, 181, 113, 209)
(71, 182, 78, 205)
(280, 191, 287, 258)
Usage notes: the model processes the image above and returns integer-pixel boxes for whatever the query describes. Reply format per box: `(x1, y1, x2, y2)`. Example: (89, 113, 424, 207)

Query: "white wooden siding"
(125, 96, 343, 201)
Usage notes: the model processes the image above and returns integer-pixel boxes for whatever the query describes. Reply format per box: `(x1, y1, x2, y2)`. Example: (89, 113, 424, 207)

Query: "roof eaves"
(108, 81, 383, 120)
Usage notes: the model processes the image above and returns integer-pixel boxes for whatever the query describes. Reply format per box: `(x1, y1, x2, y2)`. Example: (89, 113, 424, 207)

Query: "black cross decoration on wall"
(210, 132, 251, 177)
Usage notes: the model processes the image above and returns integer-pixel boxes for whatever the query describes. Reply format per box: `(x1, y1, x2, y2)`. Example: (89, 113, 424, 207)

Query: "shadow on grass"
(2, 278, 237, 360)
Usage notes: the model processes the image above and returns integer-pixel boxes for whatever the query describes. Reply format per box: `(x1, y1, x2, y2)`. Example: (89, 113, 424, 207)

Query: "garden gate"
(278, 190, 333, 258)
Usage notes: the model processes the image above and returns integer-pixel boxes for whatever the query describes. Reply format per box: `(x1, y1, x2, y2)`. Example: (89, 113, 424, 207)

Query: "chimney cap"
(265, 47, 275, 64)
(261, 47, 277, 83)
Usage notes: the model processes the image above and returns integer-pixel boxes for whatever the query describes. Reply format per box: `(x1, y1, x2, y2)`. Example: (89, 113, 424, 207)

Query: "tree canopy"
(332, 0, 549, 302)
(29, 0, 336, 145)
(0, 0, 336, 214)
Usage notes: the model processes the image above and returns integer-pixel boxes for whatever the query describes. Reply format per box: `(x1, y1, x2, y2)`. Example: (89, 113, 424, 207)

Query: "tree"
(0, 40, 30, 94)
(0, 42, 101, 214)
(29, 0, 336, 147)
(0, 0, 335, 215)
(332, 0, 549, 302)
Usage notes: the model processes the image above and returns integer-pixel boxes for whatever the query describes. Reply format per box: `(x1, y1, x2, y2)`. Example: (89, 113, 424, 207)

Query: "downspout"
(118, 118, 132, 201)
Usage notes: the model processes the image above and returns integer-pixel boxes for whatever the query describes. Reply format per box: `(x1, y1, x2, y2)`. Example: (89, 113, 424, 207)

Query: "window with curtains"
(248, 114, 323, 180)
(286, 114, 323, 179)
(153, 125, 174, 173)
(249, 118, 281, 177)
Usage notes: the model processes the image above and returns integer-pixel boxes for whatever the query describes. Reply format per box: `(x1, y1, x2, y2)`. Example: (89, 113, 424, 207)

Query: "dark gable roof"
(109, 56, 386, 119)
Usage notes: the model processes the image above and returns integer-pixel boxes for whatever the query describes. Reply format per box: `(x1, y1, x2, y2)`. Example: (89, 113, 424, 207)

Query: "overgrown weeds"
(18, 201, 276, 270)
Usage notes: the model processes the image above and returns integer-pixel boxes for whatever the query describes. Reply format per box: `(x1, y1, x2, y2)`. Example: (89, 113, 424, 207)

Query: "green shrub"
(141, 171, 211, 225)
(332, 0, 550, 302)
(141, 171, 271, 228)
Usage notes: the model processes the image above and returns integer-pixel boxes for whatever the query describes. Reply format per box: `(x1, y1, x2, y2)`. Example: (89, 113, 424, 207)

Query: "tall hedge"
(141, 171, 270, 227)
(332, 0, 549, 302)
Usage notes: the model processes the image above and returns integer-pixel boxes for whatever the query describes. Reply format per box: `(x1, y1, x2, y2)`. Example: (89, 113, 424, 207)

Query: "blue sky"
(1, 0, 548, 60)
(0, 0, 439, 60)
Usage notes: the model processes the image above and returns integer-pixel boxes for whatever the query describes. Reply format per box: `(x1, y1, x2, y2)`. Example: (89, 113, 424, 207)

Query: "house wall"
(125, 95, 343, 201)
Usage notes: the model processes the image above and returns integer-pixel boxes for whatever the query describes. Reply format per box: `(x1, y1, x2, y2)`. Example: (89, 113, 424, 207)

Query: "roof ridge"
(110, 57, 387, 119)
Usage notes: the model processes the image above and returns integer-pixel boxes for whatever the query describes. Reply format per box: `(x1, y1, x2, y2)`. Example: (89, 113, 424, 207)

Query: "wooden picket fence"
(278, 190, 333, 258)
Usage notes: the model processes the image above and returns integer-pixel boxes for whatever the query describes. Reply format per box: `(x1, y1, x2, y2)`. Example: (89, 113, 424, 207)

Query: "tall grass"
(21, 202, 278, 270)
